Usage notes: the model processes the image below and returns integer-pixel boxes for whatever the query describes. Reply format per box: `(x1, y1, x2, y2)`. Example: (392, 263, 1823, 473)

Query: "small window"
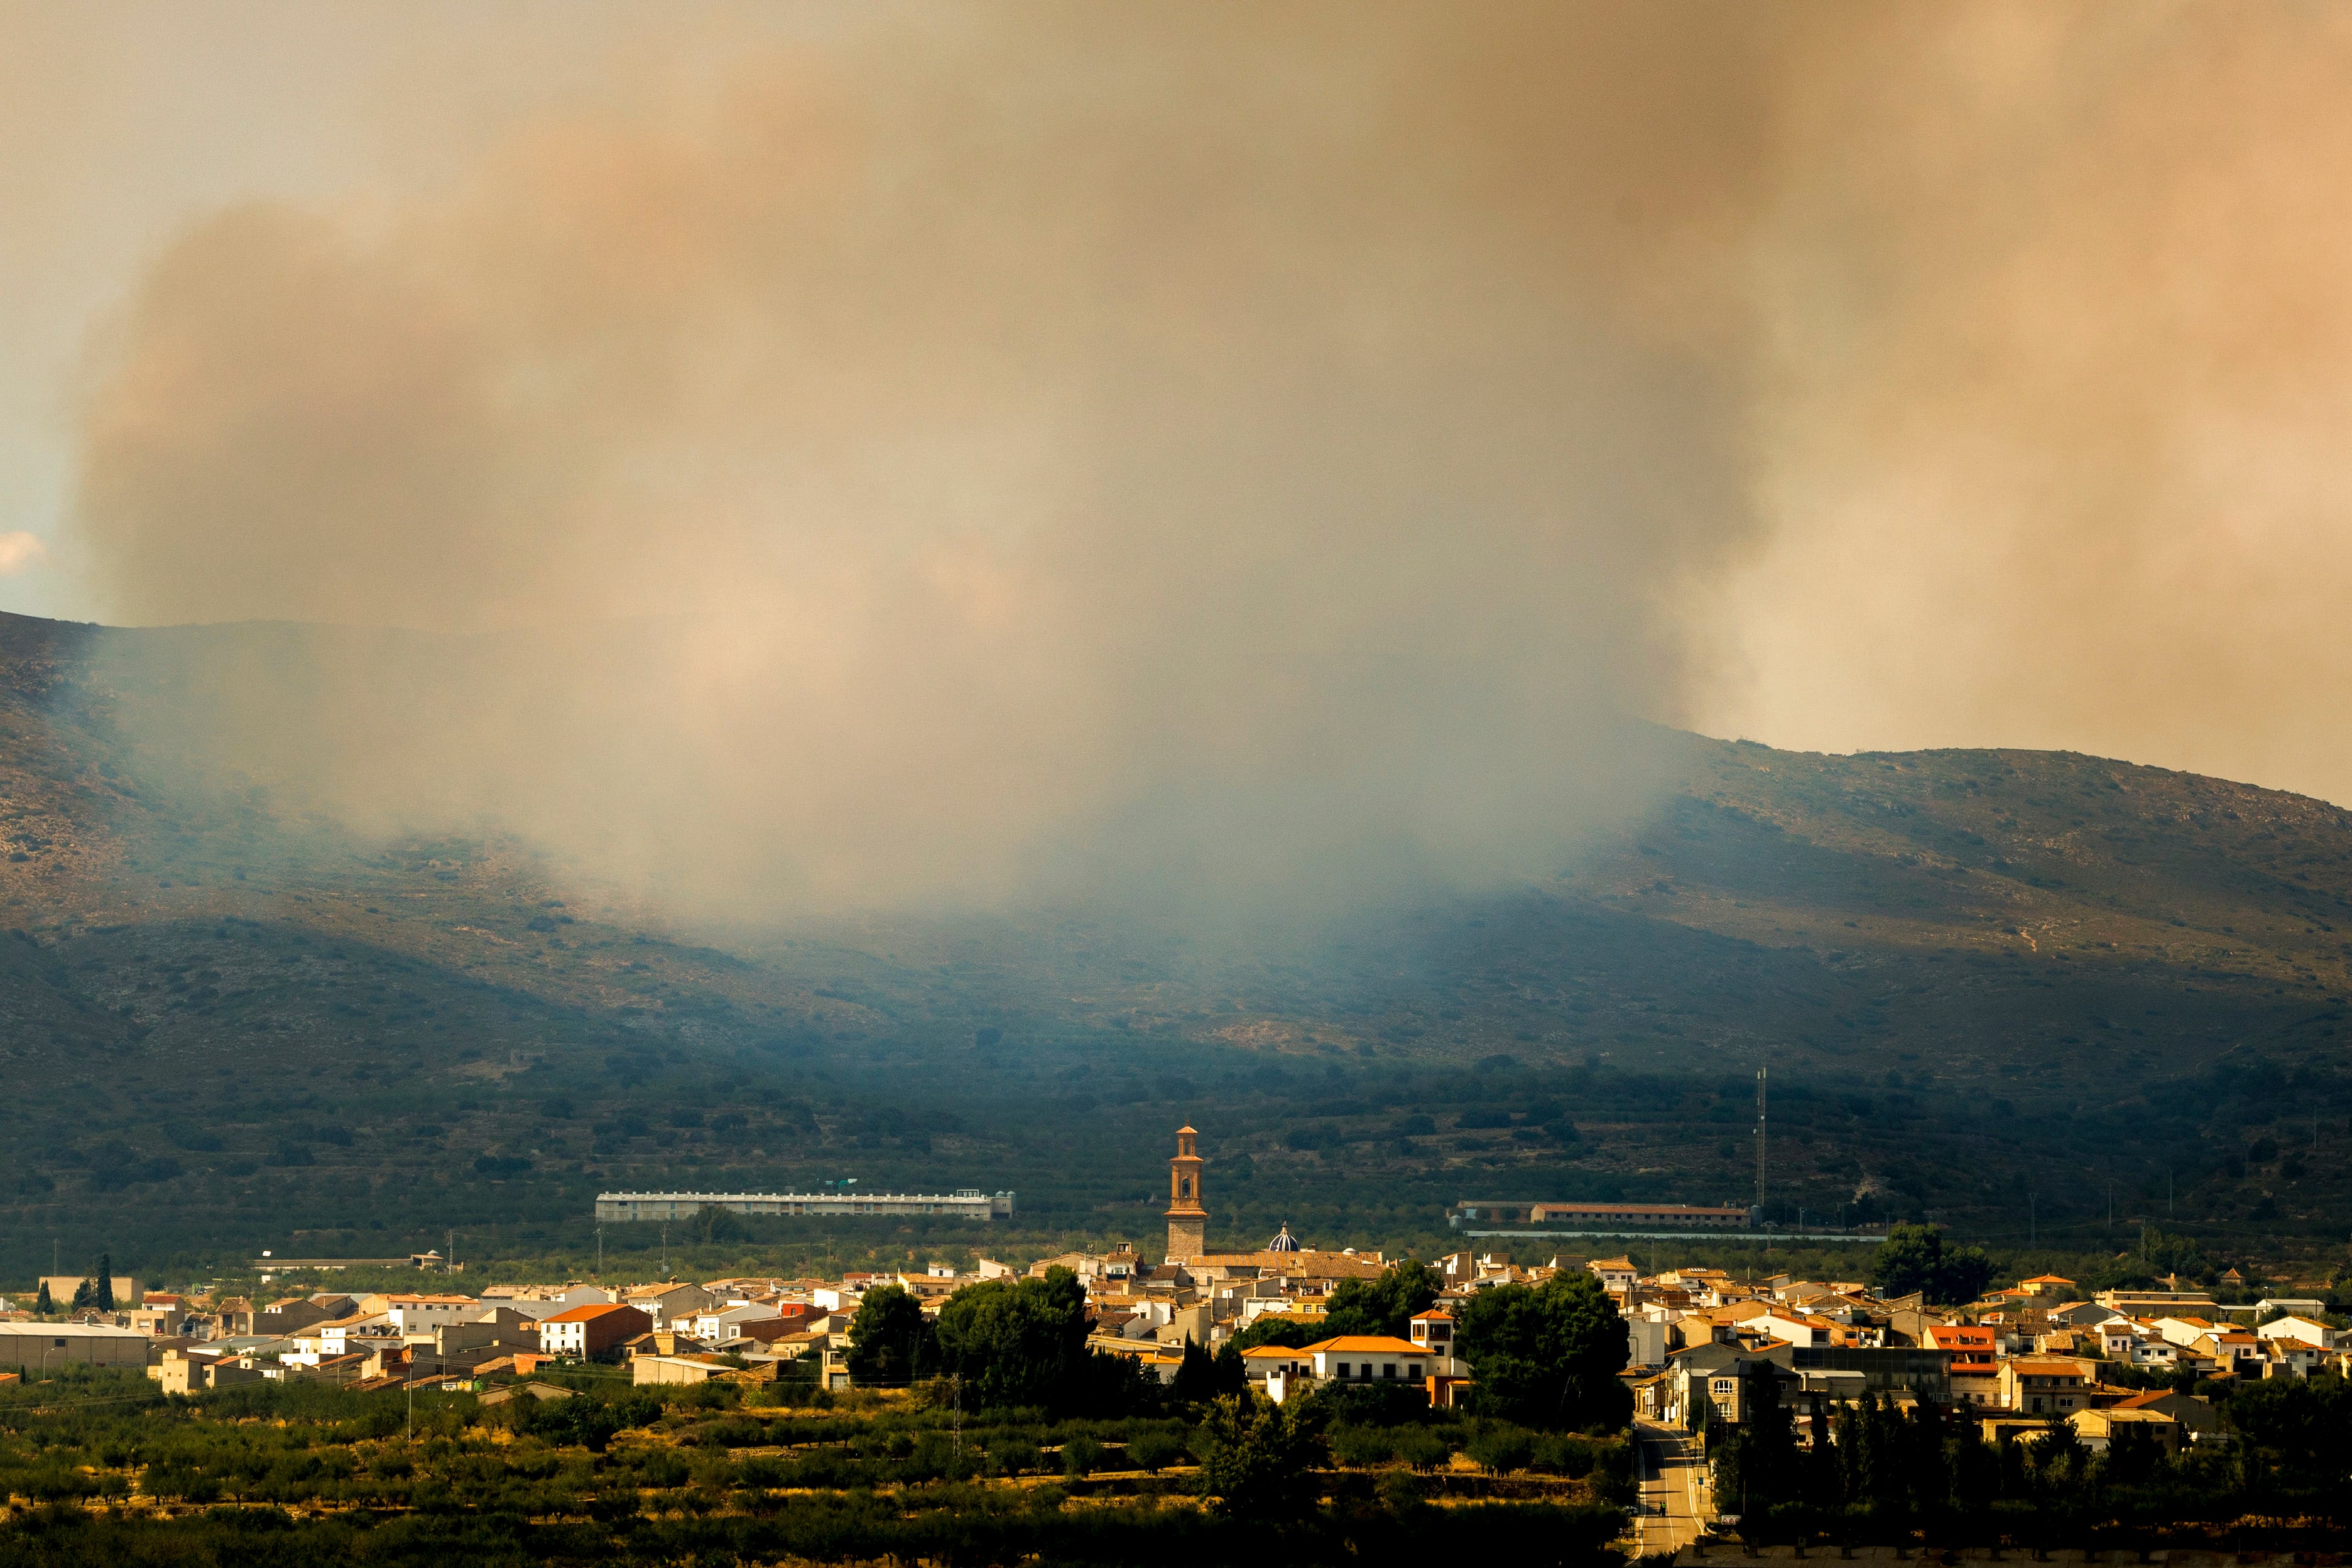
(1383, 1363, 1396, 1379)
(1336, 1363, 1351, 1378)
(1409, 1364, 1422, 1379)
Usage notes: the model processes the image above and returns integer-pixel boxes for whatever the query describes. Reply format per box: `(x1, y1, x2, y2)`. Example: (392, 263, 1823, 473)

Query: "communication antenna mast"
(1755, 1066, 1768, 1218)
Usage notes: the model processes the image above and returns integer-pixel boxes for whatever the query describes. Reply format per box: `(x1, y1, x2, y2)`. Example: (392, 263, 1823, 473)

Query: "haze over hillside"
(4, 611, 2349, 1275)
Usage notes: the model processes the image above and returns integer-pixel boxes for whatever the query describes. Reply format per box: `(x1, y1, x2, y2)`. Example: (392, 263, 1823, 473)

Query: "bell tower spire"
(1165, 1124, 1207, 1264)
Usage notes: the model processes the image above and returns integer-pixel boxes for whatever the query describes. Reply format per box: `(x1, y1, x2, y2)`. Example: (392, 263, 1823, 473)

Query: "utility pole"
(2029, 1192, 2037, 1248)
(597, 1226, 604, 1277)
(1754, 1066, 1768, 1219)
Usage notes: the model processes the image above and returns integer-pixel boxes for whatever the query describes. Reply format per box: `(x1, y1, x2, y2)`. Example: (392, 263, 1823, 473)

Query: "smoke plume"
(71, 2, 2352, 918)
(1697, 3, 2352, 806)
(70, 4, 1777, 915)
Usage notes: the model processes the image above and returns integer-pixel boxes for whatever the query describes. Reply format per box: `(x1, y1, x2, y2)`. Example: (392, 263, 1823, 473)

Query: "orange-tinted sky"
(7, 3, 2352, 913)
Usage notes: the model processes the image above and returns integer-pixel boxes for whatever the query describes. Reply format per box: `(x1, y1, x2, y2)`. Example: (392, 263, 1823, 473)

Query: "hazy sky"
(8, 2, 2352, 913)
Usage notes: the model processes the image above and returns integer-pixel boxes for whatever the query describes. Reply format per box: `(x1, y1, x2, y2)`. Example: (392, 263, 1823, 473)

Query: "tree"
(934, 1266, 1091, 1411)
(1937, 1243, 1995, 1306)
(1709, 1361, 1797, 1514)
(70, 1279, 91, 1312)
(94, 1255, 115, 1312)
(1170, 1337, 1221, 1404)
(845, 1283, 937, 1388)
(2229, 1372, 2352, 1497)
(1455, 1271, 1631, 1431)
(1212, 1338, 1247, 1397)
(1226, 1314, 1323, 1353)
(33, 1281, 52, 1316)
(1322, 1260, 1442, 1339)
(1870, 1223, 1995, 1305)
(1871, 1224, 1944, 1299)
(1194, 1390, 1328, 1520)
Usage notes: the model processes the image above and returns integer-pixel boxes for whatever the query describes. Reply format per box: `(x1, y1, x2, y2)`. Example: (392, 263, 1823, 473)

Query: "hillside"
(2, 611, 2349, 1277)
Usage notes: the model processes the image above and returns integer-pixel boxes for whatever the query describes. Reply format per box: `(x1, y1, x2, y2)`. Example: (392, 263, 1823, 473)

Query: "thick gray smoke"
(70, 4, 1778, 917)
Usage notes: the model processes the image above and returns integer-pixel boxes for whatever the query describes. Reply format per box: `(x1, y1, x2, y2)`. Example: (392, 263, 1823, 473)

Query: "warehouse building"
(596, 1189, 1015, 1222)
(0, 1322, 153, 1373)
(1448, 1200, 1751, 1229)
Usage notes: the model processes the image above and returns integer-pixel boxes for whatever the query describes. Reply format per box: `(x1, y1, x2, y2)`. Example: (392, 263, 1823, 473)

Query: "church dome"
(1266, 1224, 1301, 1253)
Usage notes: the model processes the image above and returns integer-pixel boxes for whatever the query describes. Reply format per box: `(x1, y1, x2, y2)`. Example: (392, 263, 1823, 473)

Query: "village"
(3, 1128, 2341, 1487)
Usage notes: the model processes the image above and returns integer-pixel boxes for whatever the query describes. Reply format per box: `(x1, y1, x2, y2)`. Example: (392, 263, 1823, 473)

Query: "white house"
(2153, 1315, 2220, 1349)
(1587, 1258, 1638, 1295)
(1754, 1311, 1833, 1348)
(386, 1295, 479, 1335)
(2256, 1315, 2346, 1351)
(1262, 1335, 1464, 1403)
(683, 1304, 787, 1343)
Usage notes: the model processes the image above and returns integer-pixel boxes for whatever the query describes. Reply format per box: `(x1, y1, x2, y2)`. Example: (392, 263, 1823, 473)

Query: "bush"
(989, 1439, 1042, 1477)
(1467, 1424, 1535, 1474)
(1533, 1432, 1602, 1476)
(1394, 1427, 1453, 1473)
(1062, 1434, 1102, 1479)
(1332, 1425, 1395, 1468)
(1128, 1430, 1187, 1474)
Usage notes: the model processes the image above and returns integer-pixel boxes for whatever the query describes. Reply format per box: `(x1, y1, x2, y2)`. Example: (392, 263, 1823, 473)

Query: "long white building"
(595, 1189, 1015, 1222)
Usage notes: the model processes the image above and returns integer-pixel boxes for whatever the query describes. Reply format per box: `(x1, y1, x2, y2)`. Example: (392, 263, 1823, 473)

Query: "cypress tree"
(94, 1254, 116, 1312)
(1804, 1393, 1841, 1505)
(1212, 1338, 1248, 1398)
(1170, 1336, 1219, 1404)
(34, 1280, 52, 1315)
(70, 1278, 92, 1311)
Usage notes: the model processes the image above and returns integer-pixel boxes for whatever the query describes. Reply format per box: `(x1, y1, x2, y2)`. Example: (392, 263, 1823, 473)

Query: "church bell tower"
(1165, 1124, 1207, 1264)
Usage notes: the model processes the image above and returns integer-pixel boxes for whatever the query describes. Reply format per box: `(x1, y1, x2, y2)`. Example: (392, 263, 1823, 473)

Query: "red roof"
(543, 1303, 633, 1323)
(1302, 1335, 1424, 1356)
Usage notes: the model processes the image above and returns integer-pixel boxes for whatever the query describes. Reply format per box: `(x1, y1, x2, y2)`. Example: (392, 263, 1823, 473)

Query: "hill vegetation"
(3, 611, 2349, 1278)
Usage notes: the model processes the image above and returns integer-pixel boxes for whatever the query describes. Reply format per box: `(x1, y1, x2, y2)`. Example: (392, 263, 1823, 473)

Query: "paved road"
(1631, 1417, 1711, 1559)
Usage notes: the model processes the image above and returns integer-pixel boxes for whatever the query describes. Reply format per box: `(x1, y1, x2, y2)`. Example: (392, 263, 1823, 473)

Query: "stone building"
(1165, 1125, 1208, 1263)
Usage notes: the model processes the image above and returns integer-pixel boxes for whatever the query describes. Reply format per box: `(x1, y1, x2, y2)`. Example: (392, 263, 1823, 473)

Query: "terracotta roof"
(543, 1303, 635, 1323)
(1301, 1335, 1424, 1355)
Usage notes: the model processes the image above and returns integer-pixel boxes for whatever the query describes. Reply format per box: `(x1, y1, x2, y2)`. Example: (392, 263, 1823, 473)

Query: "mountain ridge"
(3, 611, 2348, 1273)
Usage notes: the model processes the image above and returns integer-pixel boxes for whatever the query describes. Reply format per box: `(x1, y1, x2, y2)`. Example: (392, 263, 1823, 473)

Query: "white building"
(2257, 1315, 2347, 1350)
(0, 1323, 152, 1372)
(386, 1295, 479, 1334)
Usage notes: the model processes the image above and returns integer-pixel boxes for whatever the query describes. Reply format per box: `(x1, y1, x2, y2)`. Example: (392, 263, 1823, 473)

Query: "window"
(1409, 1364, 1422, 1379)
(1335, 1363, 1350, 1378)
(1383, 1363, 1396, 1379)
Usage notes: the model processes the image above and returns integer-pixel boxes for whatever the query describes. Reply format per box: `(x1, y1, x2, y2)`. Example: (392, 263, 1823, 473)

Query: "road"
(1630, 1417, 1711, 1559)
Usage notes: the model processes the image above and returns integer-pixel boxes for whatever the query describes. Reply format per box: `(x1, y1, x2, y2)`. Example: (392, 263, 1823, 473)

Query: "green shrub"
(1467, 1423, 1535, 1474)
(1062, 1434, 1102, 1479)
(1534, 1431, 1600, 1476)
(1128, 1430, 1187, 1473)
(1394, 1426, 1453, 1473)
